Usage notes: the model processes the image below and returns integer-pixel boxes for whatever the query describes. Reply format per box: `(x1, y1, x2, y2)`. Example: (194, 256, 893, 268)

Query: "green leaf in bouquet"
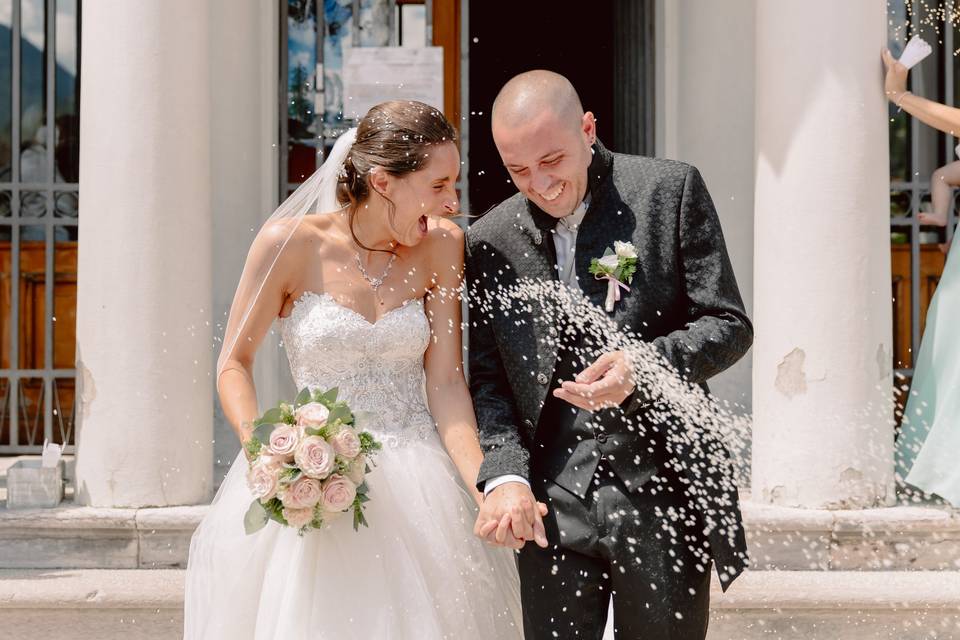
(252, 421, 277, 445)
(279, 403, 296, 424)
(359, 431, 382, 454)
(279, 467, 301, 485)
(315, 387, 339, 405)
(244, 438, 263, 459)
(257, 407, 283, 426)
(243, 499, 269, 535)
(294, 387, 312, 409)
(305, 425, 331, 439)
(352, 496, 370, 531)
(327, 403, 353, 425)
(263, 497, 287, 525)
(310, 504, 325, 529)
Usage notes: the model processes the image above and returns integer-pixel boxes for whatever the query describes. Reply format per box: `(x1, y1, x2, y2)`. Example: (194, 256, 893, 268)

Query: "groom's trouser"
(519, 462, 712, 640)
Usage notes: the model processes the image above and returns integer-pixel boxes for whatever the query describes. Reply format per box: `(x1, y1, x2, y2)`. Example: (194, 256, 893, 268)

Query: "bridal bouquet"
(243, 387, 382, 535)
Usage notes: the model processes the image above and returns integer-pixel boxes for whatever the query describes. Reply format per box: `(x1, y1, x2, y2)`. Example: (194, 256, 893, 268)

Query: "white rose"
(598, 254, 620, 270)
(295, 402, 330, 428)
(331, 427, 362, 459)
(614, 241, 637, 259)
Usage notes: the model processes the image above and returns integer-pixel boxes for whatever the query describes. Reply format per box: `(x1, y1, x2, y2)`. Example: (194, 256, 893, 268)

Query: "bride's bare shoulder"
(425, 217, 464, 248)
(252, 214, 331, 255)
(424, 217, 465, 276)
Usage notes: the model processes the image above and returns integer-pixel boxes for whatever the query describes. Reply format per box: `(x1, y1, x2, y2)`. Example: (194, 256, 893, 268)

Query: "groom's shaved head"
(490, 71, 596, 219)
(491, 70, 585, 131)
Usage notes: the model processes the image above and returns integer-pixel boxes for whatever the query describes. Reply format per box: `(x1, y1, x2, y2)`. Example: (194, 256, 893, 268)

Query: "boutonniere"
(589, 241, 637, 312)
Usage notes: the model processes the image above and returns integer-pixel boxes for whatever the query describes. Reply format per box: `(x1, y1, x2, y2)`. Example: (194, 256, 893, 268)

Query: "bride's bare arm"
(423, 221, 485, 507)
(217, 223, 298, 447)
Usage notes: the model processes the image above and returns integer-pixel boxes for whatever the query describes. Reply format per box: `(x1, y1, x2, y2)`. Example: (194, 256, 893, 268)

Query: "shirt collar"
(556, 193, 591, 233)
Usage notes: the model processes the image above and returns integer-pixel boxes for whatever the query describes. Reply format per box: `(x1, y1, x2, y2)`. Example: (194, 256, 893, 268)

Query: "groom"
(466, 70, 752, 639)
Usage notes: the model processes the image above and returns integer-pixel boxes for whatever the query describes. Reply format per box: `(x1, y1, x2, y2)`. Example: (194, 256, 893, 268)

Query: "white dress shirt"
(483, 195, 591, 497)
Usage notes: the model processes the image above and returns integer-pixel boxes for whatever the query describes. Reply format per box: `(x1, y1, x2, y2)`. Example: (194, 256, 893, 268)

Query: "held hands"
(553, 350, 636, 411)
(882, 48, 909, 102)
(473, 482, 549, 550)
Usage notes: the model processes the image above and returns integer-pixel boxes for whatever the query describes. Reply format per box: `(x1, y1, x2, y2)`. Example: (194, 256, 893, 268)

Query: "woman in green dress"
(883, 48, 960, 506)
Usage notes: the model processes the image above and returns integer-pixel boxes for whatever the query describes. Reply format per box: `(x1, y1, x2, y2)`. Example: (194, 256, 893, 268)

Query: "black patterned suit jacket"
(465, 140, 753, 589)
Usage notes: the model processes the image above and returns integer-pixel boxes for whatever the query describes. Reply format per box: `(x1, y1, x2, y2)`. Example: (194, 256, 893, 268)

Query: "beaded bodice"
(279, 291, 435, 448)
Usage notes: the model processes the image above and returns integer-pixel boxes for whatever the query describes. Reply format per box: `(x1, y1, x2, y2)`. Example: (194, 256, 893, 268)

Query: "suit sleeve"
(639, 165, 753, 396)
(465, 234, 531, 490)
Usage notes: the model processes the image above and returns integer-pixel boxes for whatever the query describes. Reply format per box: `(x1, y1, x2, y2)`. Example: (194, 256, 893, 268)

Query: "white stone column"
(752, 0, 894, 509)
(74, 1, 212, 507)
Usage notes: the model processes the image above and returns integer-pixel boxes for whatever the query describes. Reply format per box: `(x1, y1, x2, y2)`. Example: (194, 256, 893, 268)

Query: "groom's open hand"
(474, 483, 549, 549)
(553, 351, 636, 411)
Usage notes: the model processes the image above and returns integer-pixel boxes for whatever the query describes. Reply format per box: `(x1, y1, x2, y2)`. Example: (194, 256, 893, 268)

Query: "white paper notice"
(41, 439, 63, 468)
(342, 47, 444, 119)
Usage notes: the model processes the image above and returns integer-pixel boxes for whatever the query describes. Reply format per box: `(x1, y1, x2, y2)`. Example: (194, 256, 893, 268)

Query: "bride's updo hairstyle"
(337, 100, 458, 251)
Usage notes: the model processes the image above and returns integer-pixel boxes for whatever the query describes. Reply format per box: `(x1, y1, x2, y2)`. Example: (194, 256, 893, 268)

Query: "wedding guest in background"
(883, 48, 960, 506)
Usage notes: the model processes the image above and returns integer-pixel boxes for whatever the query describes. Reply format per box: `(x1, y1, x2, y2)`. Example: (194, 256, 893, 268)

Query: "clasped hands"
(474, 351, 637, 549)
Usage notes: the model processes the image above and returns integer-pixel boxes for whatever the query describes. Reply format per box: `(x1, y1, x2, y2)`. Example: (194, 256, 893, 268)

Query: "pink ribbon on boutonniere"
(596, 274, 631, 313)
(589, 241, 637, 312)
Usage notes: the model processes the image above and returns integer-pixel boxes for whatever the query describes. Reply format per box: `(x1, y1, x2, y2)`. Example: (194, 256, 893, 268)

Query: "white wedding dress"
(184, 290, 523, 639)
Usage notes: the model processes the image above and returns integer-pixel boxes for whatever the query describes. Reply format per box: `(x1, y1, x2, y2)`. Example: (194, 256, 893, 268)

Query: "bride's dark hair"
(337, 100, 458, 253)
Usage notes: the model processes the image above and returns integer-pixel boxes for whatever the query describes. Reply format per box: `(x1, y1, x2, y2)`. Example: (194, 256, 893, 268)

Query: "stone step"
(0, 569, 184, 640)
(743, 500, 960, 571)
(0, 502, 205, 569)
(1, 498, 958, 571)
(0, 569, 956, 640)
(711, 570, 960, 639)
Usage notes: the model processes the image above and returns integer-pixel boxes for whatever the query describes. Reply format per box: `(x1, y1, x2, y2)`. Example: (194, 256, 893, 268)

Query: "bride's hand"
(476, 500, 549, 549)
(882, 48, 909, 102)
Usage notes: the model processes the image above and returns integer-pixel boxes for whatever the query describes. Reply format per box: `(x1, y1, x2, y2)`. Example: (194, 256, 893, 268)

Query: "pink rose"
(322, 474, 357, 513)
(295, 436, 336, 479)
(295, 402, 330, 428)
(258, 453, 285, 471)
(281, 475, 322, 509)
(345, 454, 366, 485)
(282, 506, 314, 529)
(246, 461, 279, 501)
(267, 424, 300, 461)
(331, 427, 362, 459)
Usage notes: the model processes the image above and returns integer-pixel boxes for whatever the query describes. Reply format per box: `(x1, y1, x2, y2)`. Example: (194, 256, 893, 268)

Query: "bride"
(184, 101, 537, 638)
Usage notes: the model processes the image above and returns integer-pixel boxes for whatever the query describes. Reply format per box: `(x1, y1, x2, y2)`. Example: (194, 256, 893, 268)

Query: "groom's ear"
(581, 111, 597, 146)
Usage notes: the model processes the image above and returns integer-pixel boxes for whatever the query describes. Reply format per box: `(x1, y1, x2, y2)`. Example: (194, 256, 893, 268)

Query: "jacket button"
(537, 373, 549, 385)
(524, 419, 534, 429)
(596, 433, 608, 444)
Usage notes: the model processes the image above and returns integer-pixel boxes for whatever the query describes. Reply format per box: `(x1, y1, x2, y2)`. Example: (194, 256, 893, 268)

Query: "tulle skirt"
(184, 431, 523, 639)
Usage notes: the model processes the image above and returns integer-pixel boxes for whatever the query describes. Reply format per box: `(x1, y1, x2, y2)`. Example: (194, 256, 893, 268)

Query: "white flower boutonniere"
(589, 241, 638, 312)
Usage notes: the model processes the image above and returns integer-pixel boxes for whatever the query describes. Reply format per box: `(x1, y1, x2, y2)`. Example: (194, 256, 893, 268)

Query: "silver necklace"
(354, 252, 397, 304)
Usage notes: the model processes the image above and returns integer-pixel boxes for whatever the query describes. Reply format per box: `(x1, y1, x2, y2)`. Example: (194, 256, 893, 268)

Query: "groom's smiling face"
(493, 107, 596, 218)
